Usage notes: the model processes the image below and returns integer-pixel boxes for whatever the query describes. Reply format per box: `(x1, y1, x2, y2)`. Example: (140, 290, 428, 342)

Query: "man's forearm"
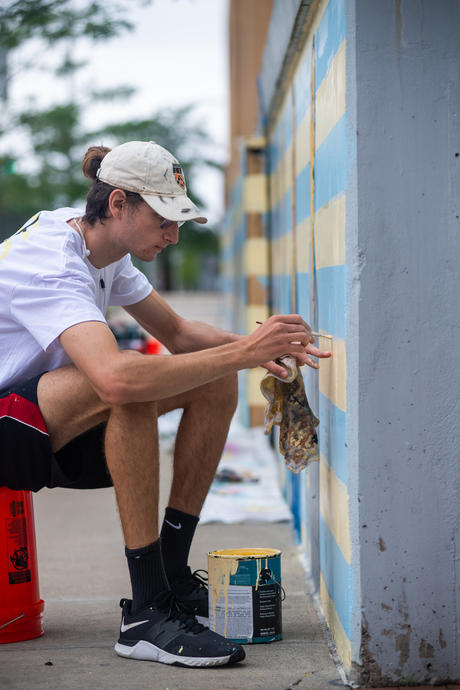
(112, 339, 249, 403)
(170, 319, 244, 354)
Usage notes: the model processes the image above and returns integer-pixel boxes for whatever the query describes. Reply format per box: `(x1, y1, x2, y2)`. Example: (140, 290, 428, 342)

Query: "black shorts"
(0, 373, 113, 492)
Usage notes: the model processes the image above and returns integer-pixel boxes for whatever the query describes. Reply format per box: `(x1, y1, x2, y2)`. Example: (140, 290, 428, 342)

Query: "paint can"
(208, 548, 282, 644)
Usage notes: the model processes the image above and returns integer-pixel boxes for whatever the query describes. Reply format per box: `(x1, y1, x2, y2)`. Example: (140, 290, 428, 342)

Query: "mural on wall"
(224, 0, 460, 682)
(222, 0, 353, 668)
(265, 0, 352, 667)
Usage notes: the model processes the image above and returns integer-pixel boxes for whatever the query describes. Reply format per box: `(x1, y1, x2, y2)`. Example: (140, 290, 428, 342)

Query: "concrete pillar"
(347, 0, 460, 684)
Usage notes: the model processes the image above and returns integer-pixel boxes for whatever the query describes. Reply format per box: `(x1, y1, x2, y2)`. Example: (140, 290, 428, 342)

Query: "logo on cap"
(172, 164, 185, 190)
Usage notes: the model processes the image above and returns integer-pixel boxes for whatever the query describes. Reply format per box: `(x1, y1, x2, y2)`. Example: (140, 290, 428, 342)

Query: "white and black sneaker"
(169, 567, 209, 624)
(115, 590, 245, 668)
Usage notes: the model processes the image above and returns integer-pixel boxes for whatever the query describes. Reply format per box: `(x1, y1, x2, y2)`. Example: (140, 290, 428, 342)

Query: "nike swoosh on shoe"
(120, 617, 149, 633)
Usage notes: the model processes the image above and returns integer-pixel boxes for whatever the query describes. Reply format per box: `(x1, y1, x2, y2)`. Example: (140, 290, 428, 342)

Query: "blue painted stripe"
(296, 272, 312, 323)
(316, 264, 347, 338)
(289, 472, 302, 538)
(272, 198, 282, 240)
(320, 515, 353, 639)
(318, 391, 348, 485)
(271, 274, 292, 314)
(294, 50, 312, 128)
(314, 114, 347, 210)
(269, 119, 283, 173)
(315, 0, 346, 90)
(238, 371, 250, 427)
(284, 189, 292, 235)
(271, 192, 293, 240)
(295, 164, 311, 224)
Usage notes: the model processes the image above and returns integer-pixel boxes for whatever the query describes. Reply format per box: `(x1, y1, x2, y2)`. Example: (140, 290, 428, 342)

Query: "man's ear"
(108, 189, 127, 218)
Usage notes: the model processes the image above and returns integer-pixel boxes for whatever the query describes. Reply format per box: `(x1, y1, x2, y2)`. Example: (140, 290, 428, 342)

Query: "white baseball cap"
(96, 140, 207, 224)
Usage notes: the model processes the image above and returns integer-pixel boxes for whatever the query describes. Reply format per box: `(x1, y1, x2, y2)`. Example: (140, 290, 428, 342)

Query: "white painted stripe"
(320, 454, 351, 563)
(295, 218, 311, 274)
(244, 237, 268, 276)
(318, 337, 347, 412)
(314, 194, 345, 269)
(243, 175, 267, 213)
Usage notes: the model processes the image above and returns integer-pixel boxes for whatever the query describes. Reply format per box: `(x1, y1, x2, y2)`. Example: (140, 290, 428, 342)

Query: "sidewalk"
(0, 438, 343, 690)
(2, 293, 458, 689)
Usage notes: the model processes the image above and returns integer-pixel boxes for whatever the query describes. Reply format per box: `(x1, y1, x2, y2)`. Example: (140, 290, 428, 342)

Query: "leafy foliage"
(0, 1, 134, 50)
(0, 0, 220, 289)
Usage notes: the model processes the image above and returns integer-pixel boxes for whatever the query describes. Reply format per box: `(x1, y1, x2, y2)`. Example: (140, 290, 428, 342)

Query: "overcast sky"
(9, 0, 229, 223)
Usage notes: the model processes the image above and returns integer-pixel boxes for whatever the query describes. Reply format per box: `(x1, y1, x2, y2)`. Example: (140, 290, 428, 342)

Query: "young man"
(0, 141, 330, 667)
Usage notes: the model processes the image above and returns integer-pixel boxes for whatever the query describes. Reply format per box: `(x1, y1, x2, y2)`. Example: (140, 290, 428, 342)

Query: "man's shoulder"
(2, 207, 88, 284)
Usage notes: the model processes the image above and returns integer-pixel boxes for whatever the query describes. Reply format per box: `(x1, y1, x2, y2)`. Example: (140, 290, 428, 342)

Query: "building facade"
(223, 0, 460, 685)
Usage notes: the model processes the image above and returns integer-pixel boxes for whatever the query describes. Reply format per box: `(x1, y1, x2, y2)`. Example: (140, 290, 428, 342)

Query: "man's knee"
(201, 373, 238, 416)
(110, 399, 158, 419)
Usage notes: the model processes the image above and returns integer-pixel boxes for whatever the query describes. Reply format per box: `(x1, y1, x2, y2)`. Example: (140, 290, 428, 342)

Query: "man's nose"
(163, 223, 179, 245)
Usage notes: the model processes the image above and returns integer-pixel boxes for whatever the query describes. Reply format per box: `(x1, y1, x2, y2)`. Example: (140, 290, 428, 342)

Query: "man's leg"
(159, 372, 238, 515)
(37, 365, 245, 667)
(158, 373, 238, 611)
(38, 365, 169, 612)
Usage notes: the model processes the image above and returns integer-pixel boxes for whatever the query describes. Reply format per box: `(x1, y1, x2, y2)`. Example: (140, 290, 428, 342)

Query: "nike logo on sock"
(165, 519, 182, 530)
(120, 617, 149, 633)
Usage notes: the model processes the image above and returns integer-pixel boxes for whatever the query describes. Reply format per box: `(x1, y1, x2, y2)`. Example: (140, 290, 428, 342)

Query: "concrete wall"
(349, 0, 460, 684)
(224, 0, 460, 684)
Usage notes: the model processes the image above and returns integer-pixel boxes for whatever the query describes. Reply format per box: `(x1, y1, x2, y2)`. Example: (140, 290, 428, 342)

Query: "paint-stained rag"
(260, 355, 319, 474)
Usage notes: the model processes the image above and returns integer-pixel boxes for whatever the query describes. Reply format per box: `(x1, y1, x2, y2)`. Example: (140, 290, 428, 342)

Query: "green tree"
(0, 0, 221, 290)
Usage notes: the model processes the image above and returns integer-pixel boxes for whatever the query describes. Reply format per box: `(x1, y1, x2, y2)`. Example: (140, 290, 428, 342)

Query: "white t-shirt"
(0, 207, 153, 390)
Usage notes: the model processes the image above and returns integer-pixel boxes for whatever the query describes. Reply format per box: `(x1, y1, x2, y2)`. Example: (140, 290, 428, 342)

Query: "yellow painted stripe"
(315, 39, 346, 150)
(246, 304, 269, 335)
(243, 174, 267, 213)
(247, 367, 267, 406)
(244, 237, 268, 277)
(269, 167, 282, 210)
(271, 233, 293, 277)
(315, 193, 345, 269)
(295, 217, 311, 274)
(295, 110, 311, 175)
(320, 573, 352, 672)
(319, 337, 346, 412)
(282, 140, 293, 199)
(220, 211, 243, 248)
(320, 454, 351, 563)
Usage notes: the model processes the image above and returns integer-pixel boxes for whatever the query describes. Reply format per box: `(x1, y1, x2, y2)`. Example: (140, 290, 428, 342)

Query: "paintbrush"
(255, 321, 333, 339)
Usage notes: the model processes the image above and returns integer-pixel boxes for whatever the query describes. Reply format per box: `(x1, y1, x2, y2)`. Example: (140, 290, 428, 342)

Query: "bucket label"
(252, 583, 282, 638)
(6, 517, 31, 585)
(210, 585, 254, 640)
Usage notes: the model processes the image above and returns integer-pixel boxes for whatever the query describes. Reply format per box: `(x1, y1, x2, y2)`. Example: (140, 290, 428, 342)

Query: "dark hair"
(81, 145, 144, 225)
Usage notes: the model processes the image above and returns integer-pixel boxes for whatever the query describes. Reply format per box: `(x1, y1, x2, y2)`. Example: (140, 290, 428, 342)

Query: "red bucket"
(0, 488, 44, 643)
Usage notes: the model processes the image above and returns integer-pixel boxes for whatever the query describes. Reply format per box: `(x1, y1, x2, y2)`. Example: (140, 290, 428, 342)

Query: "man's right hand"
(243, 315, 314, 373)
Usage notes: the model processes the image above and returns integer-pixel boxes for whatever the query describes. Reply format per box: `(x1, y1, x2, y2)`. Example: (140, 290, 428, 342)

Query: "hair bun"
(82, 145, 111, 180)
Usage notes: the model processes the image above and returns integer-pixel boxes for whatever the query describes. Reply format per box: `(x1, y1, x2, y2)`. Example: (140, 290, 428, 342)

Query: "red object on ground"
(140, 337, 163, 355)
(0, 487, 44, 643)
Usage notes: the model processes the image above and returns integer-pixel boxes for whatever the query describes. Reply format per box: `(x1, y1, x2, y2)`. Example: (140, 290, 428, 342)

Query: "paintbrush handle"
(255, 321, 333, 339)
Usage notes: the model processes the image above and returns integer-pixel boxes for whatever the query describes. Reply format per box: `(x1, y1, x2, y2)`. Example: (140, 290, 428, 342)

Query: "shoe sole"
(195, 615, 209, 626)
(114, 640, 245, 668)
